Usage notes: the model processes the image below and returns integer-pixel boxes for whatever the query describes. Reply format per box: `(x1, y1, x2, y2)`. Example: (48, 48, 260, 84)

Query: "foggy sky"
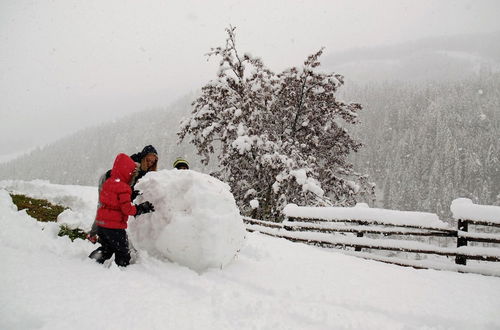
(1, 0, 499, 161)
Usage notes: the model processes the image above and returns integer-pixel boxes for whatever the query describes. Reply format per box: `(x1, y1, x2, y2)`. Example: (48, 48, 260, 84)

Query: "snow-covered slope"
(1, 180, 499, 329)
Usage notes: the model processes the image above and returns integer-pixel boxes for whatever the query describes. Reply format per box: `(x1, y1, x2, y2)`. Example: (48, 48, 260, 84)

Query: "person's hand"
(135, 201, 155, 215)
(86, 234, 98, 244)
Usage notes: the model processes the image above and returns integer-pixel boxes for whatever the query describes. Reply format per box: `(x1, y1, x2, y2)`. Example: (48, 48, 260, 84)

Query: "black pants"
(89, 227, 131, 267)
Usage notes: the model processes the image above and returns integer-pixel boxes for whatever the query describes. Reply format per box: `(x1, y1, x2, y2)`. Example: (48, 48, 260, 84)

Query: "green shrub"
(58, 225, 87, 241)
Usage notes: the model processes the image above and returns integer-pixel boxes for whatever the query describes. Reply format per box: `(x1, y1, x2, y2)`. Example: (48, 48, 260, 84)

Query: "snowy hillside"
(1, 180, 499, 329)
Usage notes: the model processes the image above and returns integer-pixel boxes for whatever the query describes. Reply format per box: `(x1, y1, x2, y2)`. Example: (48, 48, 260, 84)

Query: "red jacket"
(95, 153, 138, 229)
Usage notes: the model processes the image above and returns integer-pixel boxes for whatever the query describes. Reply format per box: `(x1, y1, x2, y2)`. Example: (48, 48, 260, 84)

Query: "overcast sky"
(1, 0, 499, 160)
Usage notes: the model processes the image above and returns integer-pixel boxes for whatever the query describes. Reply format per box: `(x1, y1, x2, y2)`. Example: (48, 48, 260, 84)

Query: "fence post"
(355, 232, 364, 252)
(355, 220, 364, 252)
(455, 219, 468, 265)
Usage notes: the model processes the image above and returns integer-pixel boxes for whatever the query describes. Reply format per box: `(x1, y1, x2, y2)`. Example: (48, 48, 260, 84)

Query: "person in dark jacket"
(87, 145, 158, 242)
(88, 153, 155, 267)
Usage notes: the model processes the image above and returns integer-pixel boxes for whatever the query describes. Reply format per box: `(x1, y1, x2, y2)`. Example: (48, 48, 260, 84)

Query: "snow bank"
(0, 189, 17, 212)
(283, 203, 450, 229)
(0, 189, 87, 257)
(451, 198, 500, 224)
(129, 170, 246, 272)
(0, 179, 97, 231)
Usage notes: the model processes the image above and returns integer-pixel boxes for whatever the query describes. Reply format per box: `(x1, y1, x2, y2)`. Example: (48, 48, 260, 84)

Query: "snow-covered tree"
(179, 27, 374, 220)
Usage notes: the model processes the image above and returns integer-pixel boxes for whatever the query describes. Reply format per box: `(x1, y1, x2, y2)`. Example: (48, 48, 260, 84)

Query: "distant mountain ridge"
(323, 31, 500, 83)
(327, 31, 500, 63)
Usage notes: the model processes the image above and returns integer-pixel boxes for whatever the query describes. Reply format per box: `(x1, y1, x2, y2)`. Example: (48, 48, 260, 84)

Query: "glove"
(135, 201, 155, 216)
(86, 234, 98, 244)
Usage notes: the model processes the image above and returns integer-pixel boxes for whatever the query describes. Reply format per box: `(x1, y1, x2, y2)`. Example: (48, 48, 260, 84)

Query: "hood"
(110, 153, 137, 183)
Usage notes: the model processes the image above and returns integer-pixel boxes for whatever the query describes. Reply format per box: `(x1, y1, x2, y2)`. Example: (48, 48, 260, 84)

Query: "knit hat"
(130, 145, 158, 163)
(173, 157, 189, 169)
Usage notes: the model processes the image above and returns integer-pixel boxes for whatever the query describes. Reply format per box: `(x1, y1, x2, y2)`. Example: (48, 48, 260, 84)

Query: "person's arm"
(117, 190, 137, 216)
(117, 191, 155, 216)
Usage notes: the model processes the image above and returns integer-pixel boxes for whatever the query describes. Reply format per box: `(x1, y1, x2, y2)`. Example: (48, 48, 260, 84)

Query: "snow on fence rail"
(283, 203, 450, 229)
(243, 199, 500, 276)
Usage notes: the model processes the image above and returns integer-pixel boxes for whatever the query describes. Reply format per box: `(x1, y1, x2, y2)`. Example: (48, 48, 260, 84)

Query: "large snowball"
(129, 169, 246, 272)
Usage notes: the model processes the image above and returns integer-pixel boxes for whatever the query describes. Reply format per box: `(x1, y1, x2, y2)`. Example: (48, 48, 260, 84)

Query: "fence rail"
(243, 210, 500, 277)
(283, 218, 456, 237)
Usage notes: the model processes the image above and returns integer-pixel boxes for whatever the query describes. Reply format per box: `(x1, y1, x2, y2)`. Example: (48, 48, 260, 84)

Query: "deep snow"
(1, 180, 500, 330)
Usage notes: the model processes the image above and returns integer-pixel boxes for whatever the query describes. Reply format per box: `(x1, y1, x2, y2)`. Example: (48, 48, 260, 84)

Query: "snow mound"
(129, 169, 246, 272)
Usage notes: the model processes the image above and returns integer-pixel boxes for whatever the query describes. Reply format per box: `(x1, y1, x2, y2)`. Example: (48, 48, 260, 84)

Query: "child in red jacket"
(89, 153, 155, 267)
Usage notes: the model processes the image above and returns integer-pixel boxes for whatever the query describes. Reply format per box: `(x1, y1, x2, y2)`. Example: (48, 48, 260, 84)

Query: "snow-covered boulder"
(129, 169, 246, 272)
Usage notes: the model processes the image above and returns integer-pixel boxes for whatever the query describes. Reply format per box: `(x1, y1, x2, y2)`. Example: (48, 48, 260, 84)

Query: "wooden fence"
(243, 208, 500, 277)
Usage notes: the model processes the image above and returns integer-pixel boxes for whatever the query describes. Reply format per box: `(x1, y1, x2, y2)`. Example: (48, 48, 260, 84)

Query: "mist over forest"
(1, 33, 499, 219)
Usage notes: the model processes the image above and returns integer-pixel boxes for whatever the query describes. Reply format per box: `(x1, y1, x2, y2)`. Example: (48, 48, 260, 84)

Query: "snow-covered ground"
(1, 180, 500, 329)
